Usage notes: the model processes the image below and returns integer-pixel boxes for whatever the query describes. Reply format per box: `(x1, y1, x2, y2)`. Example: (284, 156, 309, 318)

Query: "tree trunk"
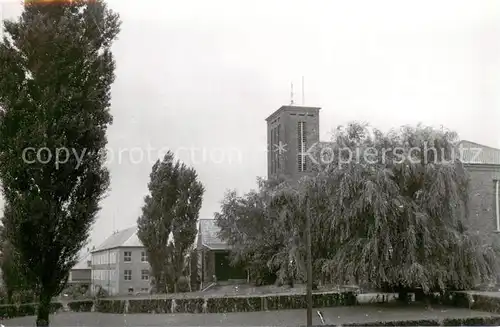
(397, 290, 411, 304)
(7, 289, 13, 304)
(36, 291, 51, 326)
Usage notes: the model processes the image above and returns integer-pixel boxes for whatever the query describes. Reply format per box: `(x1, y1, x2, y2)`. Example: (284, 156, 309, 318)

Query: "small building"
(68, 252, 91, 288)
(91, 226, 151, 296)
(197, 219, 246, 289)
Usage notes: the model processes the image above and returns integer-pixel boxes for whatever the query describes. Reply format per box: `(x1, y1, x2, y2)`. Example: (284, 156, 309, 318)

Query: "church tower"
(266, 105, 321, 181)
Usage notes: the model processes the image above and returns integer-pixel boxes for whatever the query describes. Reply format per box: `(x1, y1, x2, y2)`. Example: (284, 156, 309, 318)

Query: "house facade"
(91, 226, 151, 296)
(68, 252, 91, 287)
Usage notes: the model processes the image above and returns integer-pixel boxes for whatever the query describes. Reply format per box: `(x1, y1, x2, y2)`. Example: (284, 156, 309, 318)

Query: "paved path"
(1, 305, 498, 326)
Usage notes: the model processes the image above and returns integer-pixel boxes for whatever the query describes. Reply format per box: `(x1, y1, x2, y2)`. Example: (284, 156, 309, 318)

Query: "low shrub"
(469, 294, 500, 313)
(174, 298, 205, 313)
(177, 276, 191, 293)
(17, 303, 37, 316)
(95, 299, 125, 313)
(207, 296, 262, 313)
(128, 299, 172, 314)
(311, 316, 500, 326)
(313, 292, 357, 307)
(0, 302, 63, 318)
(342, 319, 438, 326)
(443, 316, 500, 326)
(68, 300, 94, 312)
(267, 293, 306, 310)
(0, 304, 18, 318)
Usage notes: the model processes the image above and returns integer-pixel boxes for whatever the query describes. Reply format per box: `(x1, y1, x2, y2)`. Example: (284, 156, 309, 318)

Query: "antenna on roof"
(302, 76, 305, 105)
(290, 82, 295, 105)
(113, 214, 116, 234)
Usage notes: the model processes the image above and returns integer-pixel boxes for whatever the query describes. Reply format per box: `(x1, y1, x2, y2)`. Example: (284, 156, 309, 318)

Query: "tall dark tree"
(137, 151, 204, 293)
(0, 221, 29, 303)
(168, 167, 204, 292)
(0, 1, 120, 325)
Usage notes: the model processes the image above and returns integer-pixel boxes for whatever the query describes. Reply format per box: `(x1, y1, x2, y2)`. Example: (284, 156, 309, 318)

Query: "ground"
(2, 305, 498, 326)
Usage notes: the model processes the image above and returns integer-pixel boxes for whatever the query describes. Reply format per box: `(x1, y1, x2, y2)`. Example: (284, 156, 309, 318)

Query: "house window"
(141, 269, 149, 280)
(124, 270, 132, 281)
(495, 180, 500, 231)
(124, 251, 131, 262)
(141, 251, 148, 262)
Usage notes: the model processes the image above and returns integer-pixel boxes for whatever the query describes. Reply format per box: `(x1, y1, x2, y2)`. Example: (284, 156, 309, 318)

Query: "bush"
(314, 316, 500, 326)
(95, 299, 125, 313)
(68, 300, 94, 312)
(95, 285, 109, 298)
(11, 290, 36, 304)
(128, 299, 172, 314)
(63, 284, 90, 300)
(177, 276, 190, 293)
(174, 298, 204, 313)
(207, 296, 262, 313)
(17, 303, 37, 316)
(49, 302, 64, 313)
(0, 304, 18, 318)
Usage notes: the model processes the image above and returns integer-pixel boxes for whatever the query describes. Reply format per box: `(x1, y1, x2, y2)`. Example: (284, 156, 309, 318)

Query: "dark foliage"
(216, 123, 498, 294)
(0, 0, 120, 325)
(137, 151, 204, 293)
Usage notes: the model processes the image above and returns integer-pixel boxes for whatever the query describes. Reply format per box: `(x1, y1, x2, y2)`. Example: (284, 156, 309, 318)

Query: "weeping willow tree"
(215, 178, 283, 285)
(216, 122, 498, 294)
(215, 176, 335, 287)
(319, 122, 498, 296)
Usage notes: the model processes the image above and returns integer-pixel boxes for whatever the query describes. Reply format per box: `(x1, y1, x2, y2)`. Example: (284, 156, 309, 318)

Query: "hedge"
(112, 291, 357, 314)
(307, 316, 500, 326)
(0, 302, 63, 319)
(418, 291, 500, 313)
(94, 298, 125, 313)
(67, 300, 94, 312)
(2, 290, 500, 319)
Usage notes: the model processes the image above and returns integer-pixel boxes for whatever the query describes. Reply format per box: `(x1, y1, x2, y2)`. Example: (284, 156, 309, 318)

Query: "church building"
(266, 104, 500, 243)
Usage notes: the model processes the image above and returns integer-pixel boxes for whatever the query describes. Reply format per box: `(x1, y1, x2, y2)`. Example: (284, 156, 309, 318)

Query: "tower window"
(297, 121, 307, 172)
(276, 124, 281, 170)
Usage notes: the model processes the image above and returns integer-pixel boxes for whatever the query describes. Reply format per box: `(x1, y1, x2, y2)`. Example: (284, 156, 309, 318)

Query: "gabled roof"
(311, 140, 500, 166)
(458, 140, 500, 165)
(92, 226, 143, 252)
(197, 219, 229, 250)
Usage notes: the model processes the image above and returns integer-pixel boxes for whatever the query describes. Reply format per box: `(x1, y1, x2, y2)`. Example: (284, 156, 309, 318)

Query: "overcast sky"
(1, 0, 499, 248)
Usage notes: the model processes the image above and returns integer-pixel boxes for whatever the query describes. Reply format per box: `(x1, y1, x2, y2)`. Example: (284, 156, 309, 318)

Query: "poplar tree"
(0, 1, 120, 325)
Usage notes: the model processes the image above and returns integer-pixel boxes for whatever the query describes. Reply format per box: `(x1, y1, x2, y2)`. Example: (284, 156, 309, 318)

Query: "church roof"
(458, 140, 500, 165)
(197, 219, 229, 250)
(313, 140, 500, 166)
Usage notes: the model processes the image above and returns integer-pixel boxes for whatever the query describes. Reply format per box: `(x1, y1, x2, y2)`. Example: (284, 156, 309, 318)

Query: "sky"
(0, 0, 499, 249)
